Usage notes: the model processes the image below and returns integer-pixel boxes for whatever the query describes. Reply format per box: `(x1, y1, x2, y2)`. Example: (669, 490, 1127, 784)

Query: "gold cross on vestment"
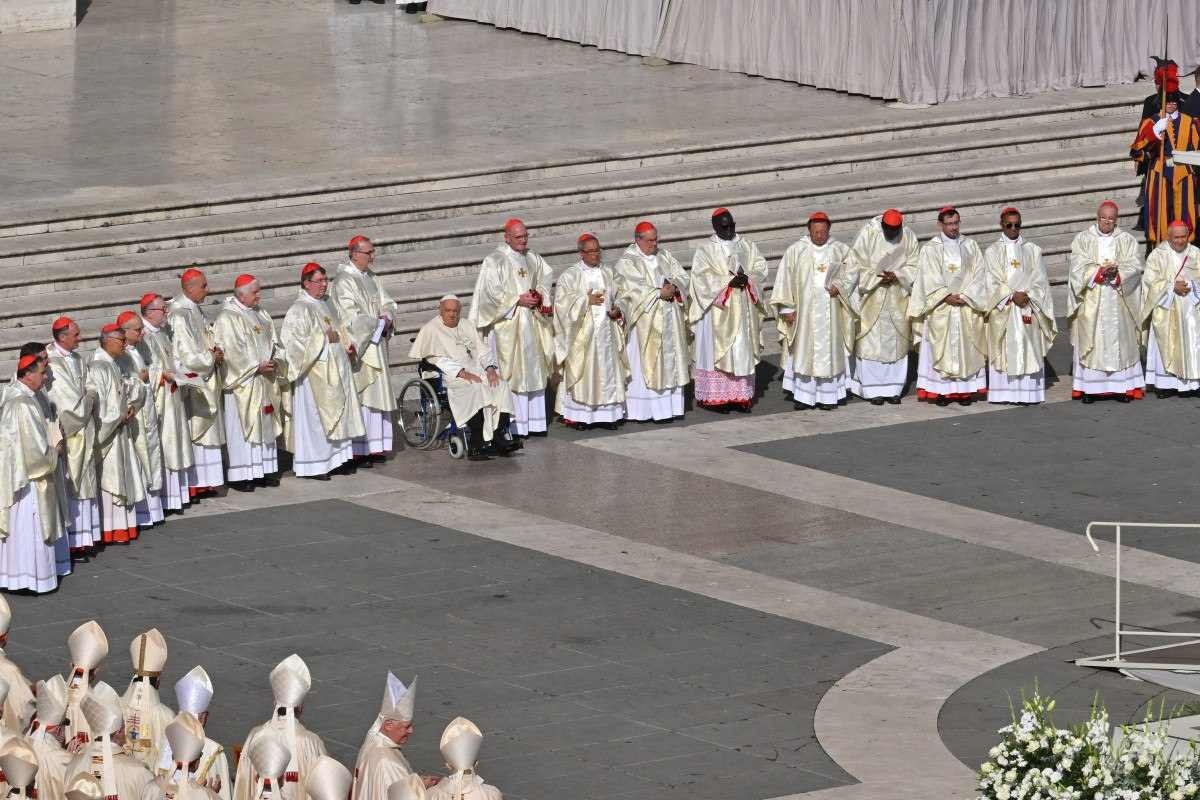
(816, 263, 828, 273)
(517, 268, 528, 278)
(947, 264, 959, 273)
(1010, 259, 1021, 269)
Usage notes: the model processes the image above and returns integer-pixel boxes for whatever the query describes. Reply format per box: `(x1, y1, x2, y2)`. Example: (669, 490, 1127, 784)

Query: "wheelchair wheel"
(398, 378, 442, 450)
(447, 431, 467, 460)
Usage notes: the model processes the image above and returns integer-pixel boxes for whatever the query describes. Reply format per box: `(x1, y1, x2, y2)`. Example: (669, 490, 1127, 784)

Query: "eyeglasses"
(358, 249, 375, 257)
(1002, 222, 1021, 230)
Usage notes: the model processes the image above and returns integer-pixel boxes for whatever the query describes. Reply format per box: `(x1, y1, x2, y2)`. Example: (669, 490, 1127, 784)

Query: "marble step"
(0, 95, 1137, 239)
(0, 120, 1133, 266)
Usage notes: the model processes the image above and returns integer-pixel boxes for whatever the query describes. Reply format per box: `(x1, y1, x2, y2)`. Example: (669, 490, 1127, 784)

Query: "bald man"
(410, 296, 516, 461)
(1067, 201, 1145, 403)
(468, 219, 554, 439)
(168, 269, 226, 495)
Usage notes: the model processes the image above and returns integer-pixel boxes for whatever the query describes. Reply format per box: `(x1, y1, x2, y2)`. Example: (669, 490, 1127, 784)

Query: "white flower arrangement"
(978, 692, 1200, 800)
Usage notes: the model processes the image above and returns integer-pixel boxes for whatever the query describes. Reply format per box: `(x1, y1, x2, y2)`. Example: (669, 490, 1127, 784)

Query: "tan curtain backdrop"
(428, 0, 1200, 105)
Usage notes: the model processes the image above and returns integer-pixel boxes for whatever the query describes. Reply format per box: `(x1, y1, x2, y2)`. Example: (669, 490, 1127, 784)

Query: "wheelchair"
(397, 359, 469, 459)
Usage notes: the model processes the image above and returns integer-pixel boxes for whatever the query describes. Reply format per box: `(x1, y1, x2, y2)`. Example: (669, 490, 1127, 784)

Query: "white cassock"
(1142, 241, 1200, 392)
(847, 217, 920, 399)
(212, 298, 284, 482)
(468, 244, 556, 436)
(123, 346, 165, 526)
(281, 291, 364, 477)
(553, 261, 628, 424)
(139, 321, 193, 511)
(984, 235, 1057, 403)
(168, 295, 225, 491)
(90, 349, 147, 543)
(330, 262, 397, 457)
(770, 236, 856, 406)
(0, 381, 71, 593)
(612, 243, 691, 421)
(46, 343, 101, 551)
(688, 235, 769, 404)
(408, 318, 514, 439)
(908, 234, 989, 399)
(1066, 225, 1145, 397)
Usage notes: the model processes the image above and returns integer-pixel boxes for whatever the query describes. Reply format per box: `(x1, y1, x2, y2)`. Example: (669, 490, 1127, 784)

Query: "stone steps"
(0, 95, 1145, 380)
(0, 115, 1132, 266)
(0, 97, 1135, 238)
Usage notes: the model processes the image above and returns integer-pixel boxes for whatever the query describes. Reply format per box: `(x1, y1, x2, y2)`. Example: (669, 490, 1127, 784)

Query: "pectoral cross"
(1010, 259, 1021, 270)
(460, 338, 474, 359)
(517, 268, 528, 278)
(947, 264, 959, 273)
(816, 262, 828, 273)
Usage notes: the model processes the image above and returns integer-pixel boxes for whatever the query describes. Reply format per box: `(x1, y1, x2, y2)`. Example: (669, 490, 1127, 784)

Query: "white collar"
(1092, 225, 1115, 240)
(13, 381, 34, 398)
(1003, 235, 1024, 248)
(142, 317, 161, 334)
(94, 349, 114, 364)
(234, 297, 256, 313)
(52, 342, 74, 358)
(176, 295, 199, 311)
(500, 243, 528, 260)
(939, 233, 960, 247)
(299, 291, 327, 306)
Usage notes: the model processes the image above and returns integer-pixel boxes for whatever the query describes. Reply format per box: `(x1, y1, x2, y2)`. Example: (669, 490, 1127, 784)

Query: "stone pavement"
(8, 376, 1200, 800)
(3, 3, 1195, 799)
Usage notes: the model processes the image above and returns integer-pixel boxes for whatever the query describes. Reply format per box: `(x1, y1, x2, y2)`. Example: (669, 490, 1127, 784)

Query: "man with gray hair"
(212, 275, 285, 491)
(409, 296, 516, 461)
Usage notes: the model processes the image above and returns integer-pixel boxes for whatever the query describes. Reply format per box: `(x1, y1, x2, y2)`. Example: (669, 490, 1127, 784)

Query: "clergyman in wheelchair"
(407, 295, 519, 461)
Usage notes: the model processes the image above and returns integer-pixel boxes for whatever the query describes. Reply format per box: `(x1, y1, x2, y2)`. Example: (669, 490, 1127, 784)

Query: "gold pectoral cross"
(517, 268, 528, 278)
(947, 264, 959, 273)
(816, 263, 828, 273)
(1010, 259, 1021, 270)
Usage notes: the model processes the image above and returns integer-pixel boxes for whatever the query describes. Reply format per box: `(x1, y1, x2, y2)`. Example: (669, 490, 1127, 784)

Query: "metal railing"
(1075, 522, 1200, 671)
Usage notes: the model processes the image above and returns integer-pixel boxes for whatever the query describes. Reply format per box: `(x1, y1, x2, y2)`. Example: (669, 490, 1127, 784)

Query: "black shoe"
(886, 396, 901, 405)
(229, 481, 255, 493)
(652, 417, 674, 424)
(702, 402, 731, 414)
(869, 397, 885, 406)
(259, 474, 281, 487)
(1081, 394, 1095, 404)
(527, 430, 548, 437)
(935, 397, 949, 407)
(793, 401, 813, 411)
(817, 403, 836, 411)
(733, 403, 752, 413)
(1116, 395, 1131, 403)
(307, 473, 331, 481)
(467, 450, 491, 461)
(370, 453, 387, 463)
(404, 2, 419, 11)
(958, 399, 972, 406)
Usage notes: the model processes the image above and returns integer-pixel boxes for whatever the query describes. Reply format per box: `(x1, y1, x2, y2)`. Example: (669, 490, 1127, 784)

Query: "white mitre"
(439, 717, 483, 774)
(0, 595, 11, 637)
(387, 774, 426, 800)
(175, 666, 214, 716)
(268, 654, 310, 709)
(165, 711, 206, 765)
(305, 755, 351, 800)
(35, 675, 68, 727)
(130, 629, 168, 677)
(68, 621, 108, 670)
(0, 736, 39, 792)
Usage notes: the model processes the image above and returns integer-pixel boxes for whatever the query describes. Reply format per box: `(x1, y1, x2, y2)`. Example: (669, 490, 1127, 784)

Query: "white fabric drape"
(430, 0, 1200, 105)
(428, 0, 663, 56)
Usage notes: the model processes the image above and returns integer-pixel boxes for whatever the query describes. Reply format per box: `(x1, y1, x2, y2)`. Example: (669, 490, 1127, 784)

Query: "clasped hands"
(1011, 290, 1030, 308)
(257, 359, 278, 376)
(944, 293, 967, 307)
(1175, 279, 1193, 297)
(458, 366, 500, 387)
(728, 272, 750, 289)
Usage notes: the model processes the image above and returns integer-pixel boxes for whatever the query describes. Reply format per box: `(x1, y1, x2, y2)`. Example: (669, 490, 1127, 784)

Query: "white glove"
(1153, 117, 1170, 138)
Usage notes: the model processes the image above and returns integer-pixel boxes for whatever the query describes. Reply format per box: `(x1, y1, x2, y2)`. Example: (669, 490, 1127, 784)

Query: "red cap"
(881, 209, 903, 227)
(503, 218, 525, 233)
(100, 322, 120, 335)
(634, 221, 656, 235)
(711, 207, 729, 218)
(51, 316, 74, 332)
(348, 234, 368, 250)
(181, 268, 204, 284)
(577, 232, 598, 246)
(139, 293, 159, 310)
(807, 211, 830, 225)
(234, 274, 257, 289)
(301, 262, 323, 279)
(1098, 199, 1119, 214)
(1000, 206, 1020, 216)
(17, 354, 37, 372)
(1169, 218, 1194, 233)
(115, 311, 138, 327)
(938, 205, 958, 216)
